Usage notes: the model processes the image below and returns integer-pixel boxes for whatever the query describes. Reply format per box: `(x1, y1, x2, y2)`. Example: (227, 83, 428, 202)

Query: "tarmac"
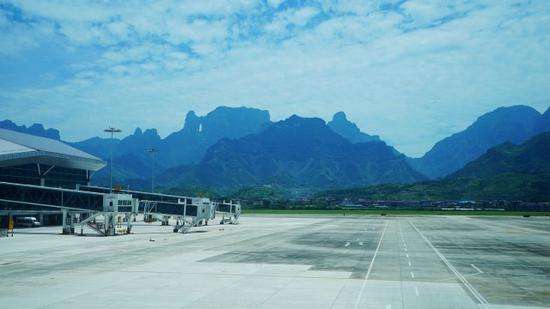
(0, 215, 549, 308)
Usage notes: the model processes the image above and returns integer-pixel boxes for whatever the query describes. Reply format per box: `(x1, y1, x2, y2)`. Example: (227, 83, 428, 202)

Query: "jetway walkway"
(0, 182, 213, 236)
(79, 185, 189, 204)
(0, 181, 103, 212)
(216, 201, 241, 225)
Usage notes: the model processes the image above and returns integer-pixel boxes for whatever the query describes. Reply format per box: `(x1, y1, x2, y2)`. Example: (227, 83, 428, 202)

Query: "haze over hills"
(0, 120, 61, 140)
(158, 115, 424, 190)
(160, 107, 271, 166)
(327, 112, 380, 143)
(319, 131, 550, 202)
(450, 131, 550, 179)
(68, 106, 271, 184)
(410, 105, 545, 179)
(1, 104, 548, 196)
(535, 107, 550, 134)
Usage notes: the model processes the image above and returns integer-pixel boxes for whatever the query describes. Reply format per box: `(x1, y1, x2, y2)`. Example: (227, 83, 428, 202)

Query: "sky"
(1, 0, 549, 157)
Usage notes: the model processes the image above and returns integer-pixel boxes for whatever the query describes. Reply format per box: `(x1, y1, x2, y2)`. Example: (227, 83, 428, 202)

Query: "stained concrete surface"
(0, 216, 548, 308)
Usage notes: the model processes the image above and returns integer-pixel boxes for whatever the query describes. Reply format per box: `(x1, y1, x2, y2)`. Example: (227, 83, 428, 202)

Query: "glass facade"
(0, 163, 90, 189)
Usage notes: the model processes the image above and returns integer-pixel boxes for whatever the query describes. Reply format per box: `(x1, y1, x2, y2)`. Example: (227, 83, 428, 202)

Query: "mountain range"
(319, 131, 550, 202)
(0, 120, 61, 140)
(410, 105, 549, 178)
(157, 115, 424, 190)
(1, 104, 548, 196)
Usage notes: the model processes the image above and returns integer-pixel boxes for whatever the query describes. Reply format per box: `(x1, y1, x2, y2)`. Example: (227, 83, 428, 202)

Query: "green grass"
(243, 208, 550, 217)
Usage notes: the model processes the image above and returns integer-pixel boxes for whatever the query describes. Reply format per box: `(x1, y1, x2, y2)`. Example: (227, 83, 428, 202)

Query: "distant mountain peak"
(332, 111, 348, 121)
(131, 127, 159, 137)
(535, 105, 550, 134)
(143, 128, 159, 136)
(163, 114, 424, 190)
(181, 111, 199, 133)
(327, 112, 380, 144)
(0, 119, 61, 140)
(411, 104, 544, 179)
(283, 114, 324, 126)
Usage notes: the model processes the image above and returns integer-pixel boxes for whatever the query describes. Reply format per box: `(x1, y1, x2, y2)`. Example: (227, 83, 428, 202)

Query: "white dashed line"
(470, 264, 483, 274)
(408, 261, 412, 267)
(415, 286, 420, 296)
(354, 221, 389, 309)
(409, 221, 488, 306)
(345, 242, 350, 247)
(410, 271, 415, 278)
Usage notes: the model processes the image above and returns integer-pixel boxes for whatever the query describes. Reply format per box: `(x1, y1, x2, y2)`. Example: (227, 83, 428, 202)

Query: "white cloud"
(264, 6, 320, 36)
(1, 1, 550, 157)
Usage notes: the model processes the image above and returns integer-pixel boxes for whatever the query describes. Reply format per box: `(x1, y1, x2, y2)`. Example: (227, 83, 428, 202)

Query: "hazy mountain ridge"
(67, 106, 271, 184)
(318, 132, 550, 202)
(328, 112, 380, 143)
(3, 104, 549, 195)
(158, 115, 425, 190)
(0, 120, 61, 140)
(410, 105, 546, 179)
(450, 131, 550, 179)
(535, 107, 550, 134)
(160, 106, 272, 166)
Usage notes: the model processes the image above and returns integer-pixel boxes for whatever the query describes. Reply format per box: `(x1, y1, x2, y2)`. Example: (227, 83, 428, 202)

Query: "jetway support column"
(125, 213, 133, 234)
(62, 209, 75, 235)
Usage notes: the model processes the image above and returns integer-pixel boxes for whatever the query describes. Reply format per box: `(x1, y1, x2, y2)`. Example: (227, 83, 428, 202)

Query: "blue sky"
(1, 0, 549, 157)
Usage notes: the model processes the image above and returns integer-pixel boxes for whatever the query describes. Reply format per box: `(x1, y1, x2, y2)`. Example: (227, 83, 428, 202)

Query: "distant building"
(0, 128, 105, 189)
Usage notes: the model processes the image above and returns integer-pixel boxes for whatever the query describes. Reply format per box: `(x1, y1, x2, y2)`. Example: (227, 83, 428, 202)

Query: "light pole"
(104, 127, 121, 194)
(148, 148, 158, 193)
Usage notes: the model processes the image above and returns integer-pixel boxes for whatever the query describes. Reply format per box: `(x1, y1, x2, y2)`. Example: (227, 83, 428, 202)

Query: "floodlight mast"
(104, 127, 122, 194)
(148, 147, 158, 193)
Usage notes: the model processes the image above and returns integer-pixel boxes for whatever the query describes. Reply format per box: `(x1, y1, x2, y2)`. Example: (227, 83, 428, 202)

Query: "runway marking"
(415, 286, 419, 296)
(345, 242, 350, 247)
(409, 221, 488, 307)
(410, 271, 415, 278)
(471, 264, 483, 274)
(354, 221, 389, 309)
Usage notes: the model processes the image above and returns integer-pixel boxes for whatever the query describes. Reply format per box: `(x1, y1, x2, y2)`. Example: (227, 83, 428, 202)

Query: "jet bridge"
(0, 181, 210, 236)
(139, 200, 210, 233)
(0, 181, 136, 236)
(80, 185, 211, 233)
(215, 201, 241, 224)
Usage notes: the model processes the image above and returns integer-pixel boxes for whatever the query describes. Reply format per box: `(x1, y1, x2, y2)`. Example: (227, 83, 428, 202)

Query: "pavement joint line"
(470, 264, 483, 274)
(408, 220, 489, 307)
(353, 220, 389, 309)
(467, 217, 550, 235)
(329, 225, 382, 309)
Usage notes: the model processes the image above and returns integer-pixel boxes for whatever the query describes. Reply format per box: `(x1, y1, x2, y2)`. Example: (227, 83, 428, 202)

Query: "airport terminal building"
(0, 129, 106, 226)
(0, 128, 105, 189)
(0, 128, 239, 235)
